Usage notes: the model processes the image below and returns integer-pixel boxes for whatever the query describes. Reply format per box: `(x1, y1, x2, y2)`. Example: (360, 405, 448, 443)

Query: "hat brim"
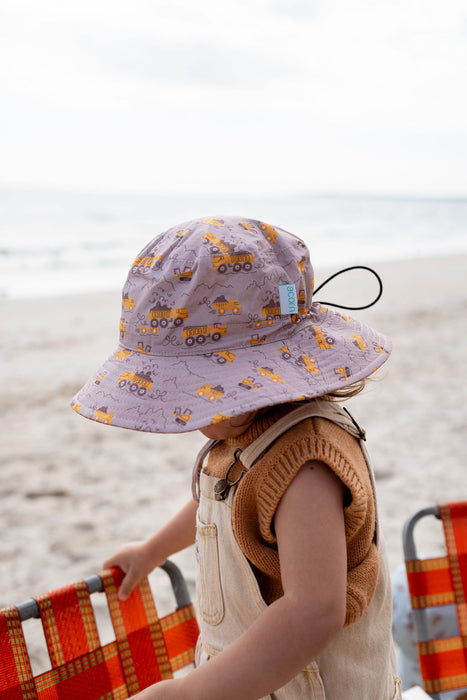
(71, 305, 391, 434)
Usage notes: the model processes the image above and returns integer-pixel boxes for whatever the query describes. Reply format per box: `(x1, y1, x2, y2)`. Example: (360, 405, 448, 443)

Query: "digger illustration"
(280, 346, 319, 375)
(260, 222, 280, 242)
(173, 266, 194, 281)
(173, 408, 192, 426)
(202, 232, 231, 254)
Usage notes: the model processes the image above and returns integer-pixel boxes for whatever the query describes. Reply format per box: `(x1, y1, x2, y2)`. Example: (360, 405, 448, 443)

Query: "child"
(72, 216, 401, 699)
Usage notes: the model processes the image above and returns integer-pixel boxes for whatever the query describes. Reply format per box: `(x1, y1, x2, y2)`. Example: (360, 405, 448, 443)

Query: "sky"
(1, 0, 467, 198)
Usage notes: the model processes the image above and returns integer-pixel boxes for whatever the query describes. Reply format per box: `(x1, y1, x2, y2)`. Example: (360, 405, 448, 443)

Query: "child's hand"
(103, 541, 165, 601)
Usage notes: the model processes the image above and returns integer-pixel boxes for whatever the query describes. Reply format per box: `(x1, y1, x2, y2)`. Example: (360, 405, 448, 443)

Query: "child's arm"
(134, 460, 347, 700)
(103, 498, 198, 600)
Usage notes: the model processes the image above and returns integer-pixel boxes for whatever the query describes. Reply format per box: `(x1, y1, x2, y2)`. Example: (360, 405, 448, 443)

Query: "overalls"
(194, 402, 402, 699)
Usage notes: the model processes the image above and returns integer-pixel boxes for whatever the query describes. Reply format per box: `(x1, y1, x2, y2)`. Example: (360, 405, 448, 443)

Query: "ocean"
(1, 187, 466, 299)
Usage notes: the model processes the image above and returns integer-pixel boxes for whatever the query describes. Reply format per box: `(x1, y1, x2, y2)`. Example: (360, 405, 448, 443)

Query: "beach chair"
(403, 501, 467, 700)
(0, 561, 199, 699)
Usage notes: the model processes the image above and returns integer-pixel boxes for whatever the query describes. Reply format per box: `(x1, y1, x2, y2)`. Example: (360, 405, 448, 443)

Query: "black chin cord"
(313, 265, 383, 311)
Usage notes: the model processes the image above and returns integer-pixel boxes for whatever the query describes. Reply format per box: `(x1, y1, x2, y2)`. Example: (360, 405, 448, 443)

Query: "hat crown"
(120, 217, 315, 355)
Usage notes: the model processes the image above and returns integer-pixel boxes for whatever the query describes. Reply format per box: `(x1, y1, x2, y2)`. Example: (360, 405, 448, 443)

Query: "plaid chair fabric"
(0, 566, 199, 699)
(404, 501, 467, 698)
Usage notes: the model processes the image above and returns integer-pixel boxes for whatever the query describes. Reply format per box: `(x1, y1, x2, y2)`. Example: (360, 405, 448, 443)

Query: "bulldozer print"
(115, 347, 132, 361)
(280, 346, 319, 375)
(212, 251, 254, 273)
(212, 296, 242, 315)
(238, 376, 262, 390)
(131, 253, 162, 274)
(351, 334, 368, 351)
(250, 334, 267, 346)
(148, 302, 188, 328)
(173, 407, 192, 426)
(122, 294, 135, 311)
(182, 323, 226, 346)
(311, 325, 335, 350)
(258, 367, 283, 383)
(118, 371, 153, 396)
(260, 222, 280, 242)
(94, 407, 114, 424)
(196, 383, 225, 401)
(202, 232, 231, 254)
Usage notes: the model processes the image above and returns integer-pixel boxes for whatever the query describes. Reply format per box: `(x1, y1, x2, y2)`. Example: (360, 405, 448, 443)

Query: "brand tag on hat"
(279, 283, 298, 315)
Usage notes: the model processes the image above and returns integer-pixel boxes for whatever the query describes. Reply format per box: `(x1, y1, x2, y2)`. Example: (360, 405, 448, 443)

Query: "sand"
(1, 254, 467, 671)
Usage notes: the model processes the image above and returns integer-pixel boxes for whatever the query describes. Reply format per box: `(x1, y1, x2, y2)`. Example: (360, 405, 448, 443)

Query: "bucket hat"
(71, 216, 391, 433)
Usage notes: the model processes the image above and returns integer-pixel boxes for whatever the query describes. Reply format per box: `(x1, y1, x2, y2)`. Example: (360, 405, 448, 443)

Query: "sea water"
(1, 187, 466, 299)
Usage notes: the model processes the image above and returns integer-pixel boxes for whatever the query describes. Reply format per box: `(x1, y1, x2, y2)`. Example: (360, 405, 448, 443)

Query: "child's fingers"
(117, 570, 139, 601)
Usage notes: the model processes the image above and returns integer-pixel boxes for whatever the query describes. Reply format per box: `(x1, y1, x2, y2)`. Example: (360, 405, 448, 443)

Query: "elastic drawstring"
(313, 265, 383, 311)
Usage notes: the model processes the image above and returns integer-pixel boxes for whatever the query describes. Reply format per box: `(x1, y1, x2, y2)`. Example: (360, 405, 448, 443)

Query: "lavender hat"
(71, 216, 391, 433)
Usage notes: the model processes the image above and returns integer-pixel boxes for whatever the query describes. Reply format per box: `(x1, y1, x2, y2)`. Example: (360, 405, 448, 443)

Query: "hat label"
(279, 283, 298, 315)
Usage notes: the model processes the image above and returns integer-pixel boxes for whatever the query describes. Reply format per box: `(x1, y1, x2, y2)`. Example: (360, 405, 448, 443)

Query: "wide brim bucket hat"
(72, 216, 391, 433)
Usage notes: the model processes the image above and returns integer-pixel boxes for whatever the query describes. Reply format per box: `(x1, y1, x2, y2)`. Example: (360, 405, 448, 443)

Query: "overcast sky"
(1, 0, 466, 197)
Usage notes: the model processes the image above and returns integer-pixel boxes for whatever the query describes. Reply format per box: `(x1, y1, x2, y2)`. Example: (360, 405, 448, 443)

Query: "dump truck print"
(95, 407, 114, 424)
(148, 303, 188, 328)
(212, 251, 254, 273)
(182, 323, 226, 346)
(311, 325, 335, 350)
(351, 334, 368, 351)
(239, 376, 262, 390)
(173, 266, 194, 281)
(118, 371, 153, 396)
(212, 296, 242, 315)
(262, 300, 281, 323)
(122, 294, 135, 311)
(202, 232, 231, 254)
(258, 367, 283, 383)
(115, 347, 132, 361)
(132, 254, 162, 273)
(173, 408, 192, 426)
(197, 383, 225, 401)
(260, 222, 280, 242)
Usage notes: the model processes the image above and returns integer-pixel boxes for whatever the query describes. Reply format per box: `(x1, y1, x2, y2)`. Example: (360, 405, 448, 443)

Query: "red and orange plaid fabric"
(0, 568, 199, 699)
(405, 501, 467, 695)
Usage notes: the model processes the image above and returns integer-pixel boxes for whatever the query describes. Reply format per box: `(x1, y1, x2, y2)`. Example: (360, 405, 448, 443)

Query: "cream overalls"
(195, 402, 402, 699)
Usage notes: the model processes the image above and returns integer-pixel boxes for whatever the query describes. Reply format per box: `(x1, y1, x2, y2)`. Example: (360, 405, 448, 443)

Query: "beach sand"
(2, 254, 466, 671)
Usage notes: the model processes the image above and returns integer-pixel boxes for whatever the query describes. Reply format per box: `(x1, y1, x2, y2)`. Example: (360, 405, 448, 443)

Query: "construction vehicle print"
(115, 347, 132, 361)
(297, 257, 307, 273)
(94, 407, 114, 424)
(250, 334, 266, 346)
(148, 303, 188, 328)
(204, 350, 236, 365)
(239, 376, 262, 390)
(201, 218, 224, 226)
(197, 383, 225, 401)
(311, 325, 335, 350)
(352, 334, 368, 351)
(258, 367, 283, 383)
(261, 300, 281, 324)
(240, 222, 254, 232)
(211, 413, 229, 424)
(71, 403, 81, 413)
(373, 342, 388, 354)
(122, 294, 135, 311)
(182, 323, 226, 346)
(202, 232, 231, 254)
(173, 266, 194, 282)
(118, 371, 153, 396)
(212, 296, 242, 315)
(260, 222, 280, 242)
(139, 324, 159, 335)
(132, 254, 162, 274)
(120, 319, 126, 339)
(335, 366, 351, 381)
(94, 372, 107, 385)
(212, 251, 254, 273)
(173, 407, 192, 426)
(137, 341, 151, 354)
(280, 346, 319, 375)
(174, 229, 190, 238)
